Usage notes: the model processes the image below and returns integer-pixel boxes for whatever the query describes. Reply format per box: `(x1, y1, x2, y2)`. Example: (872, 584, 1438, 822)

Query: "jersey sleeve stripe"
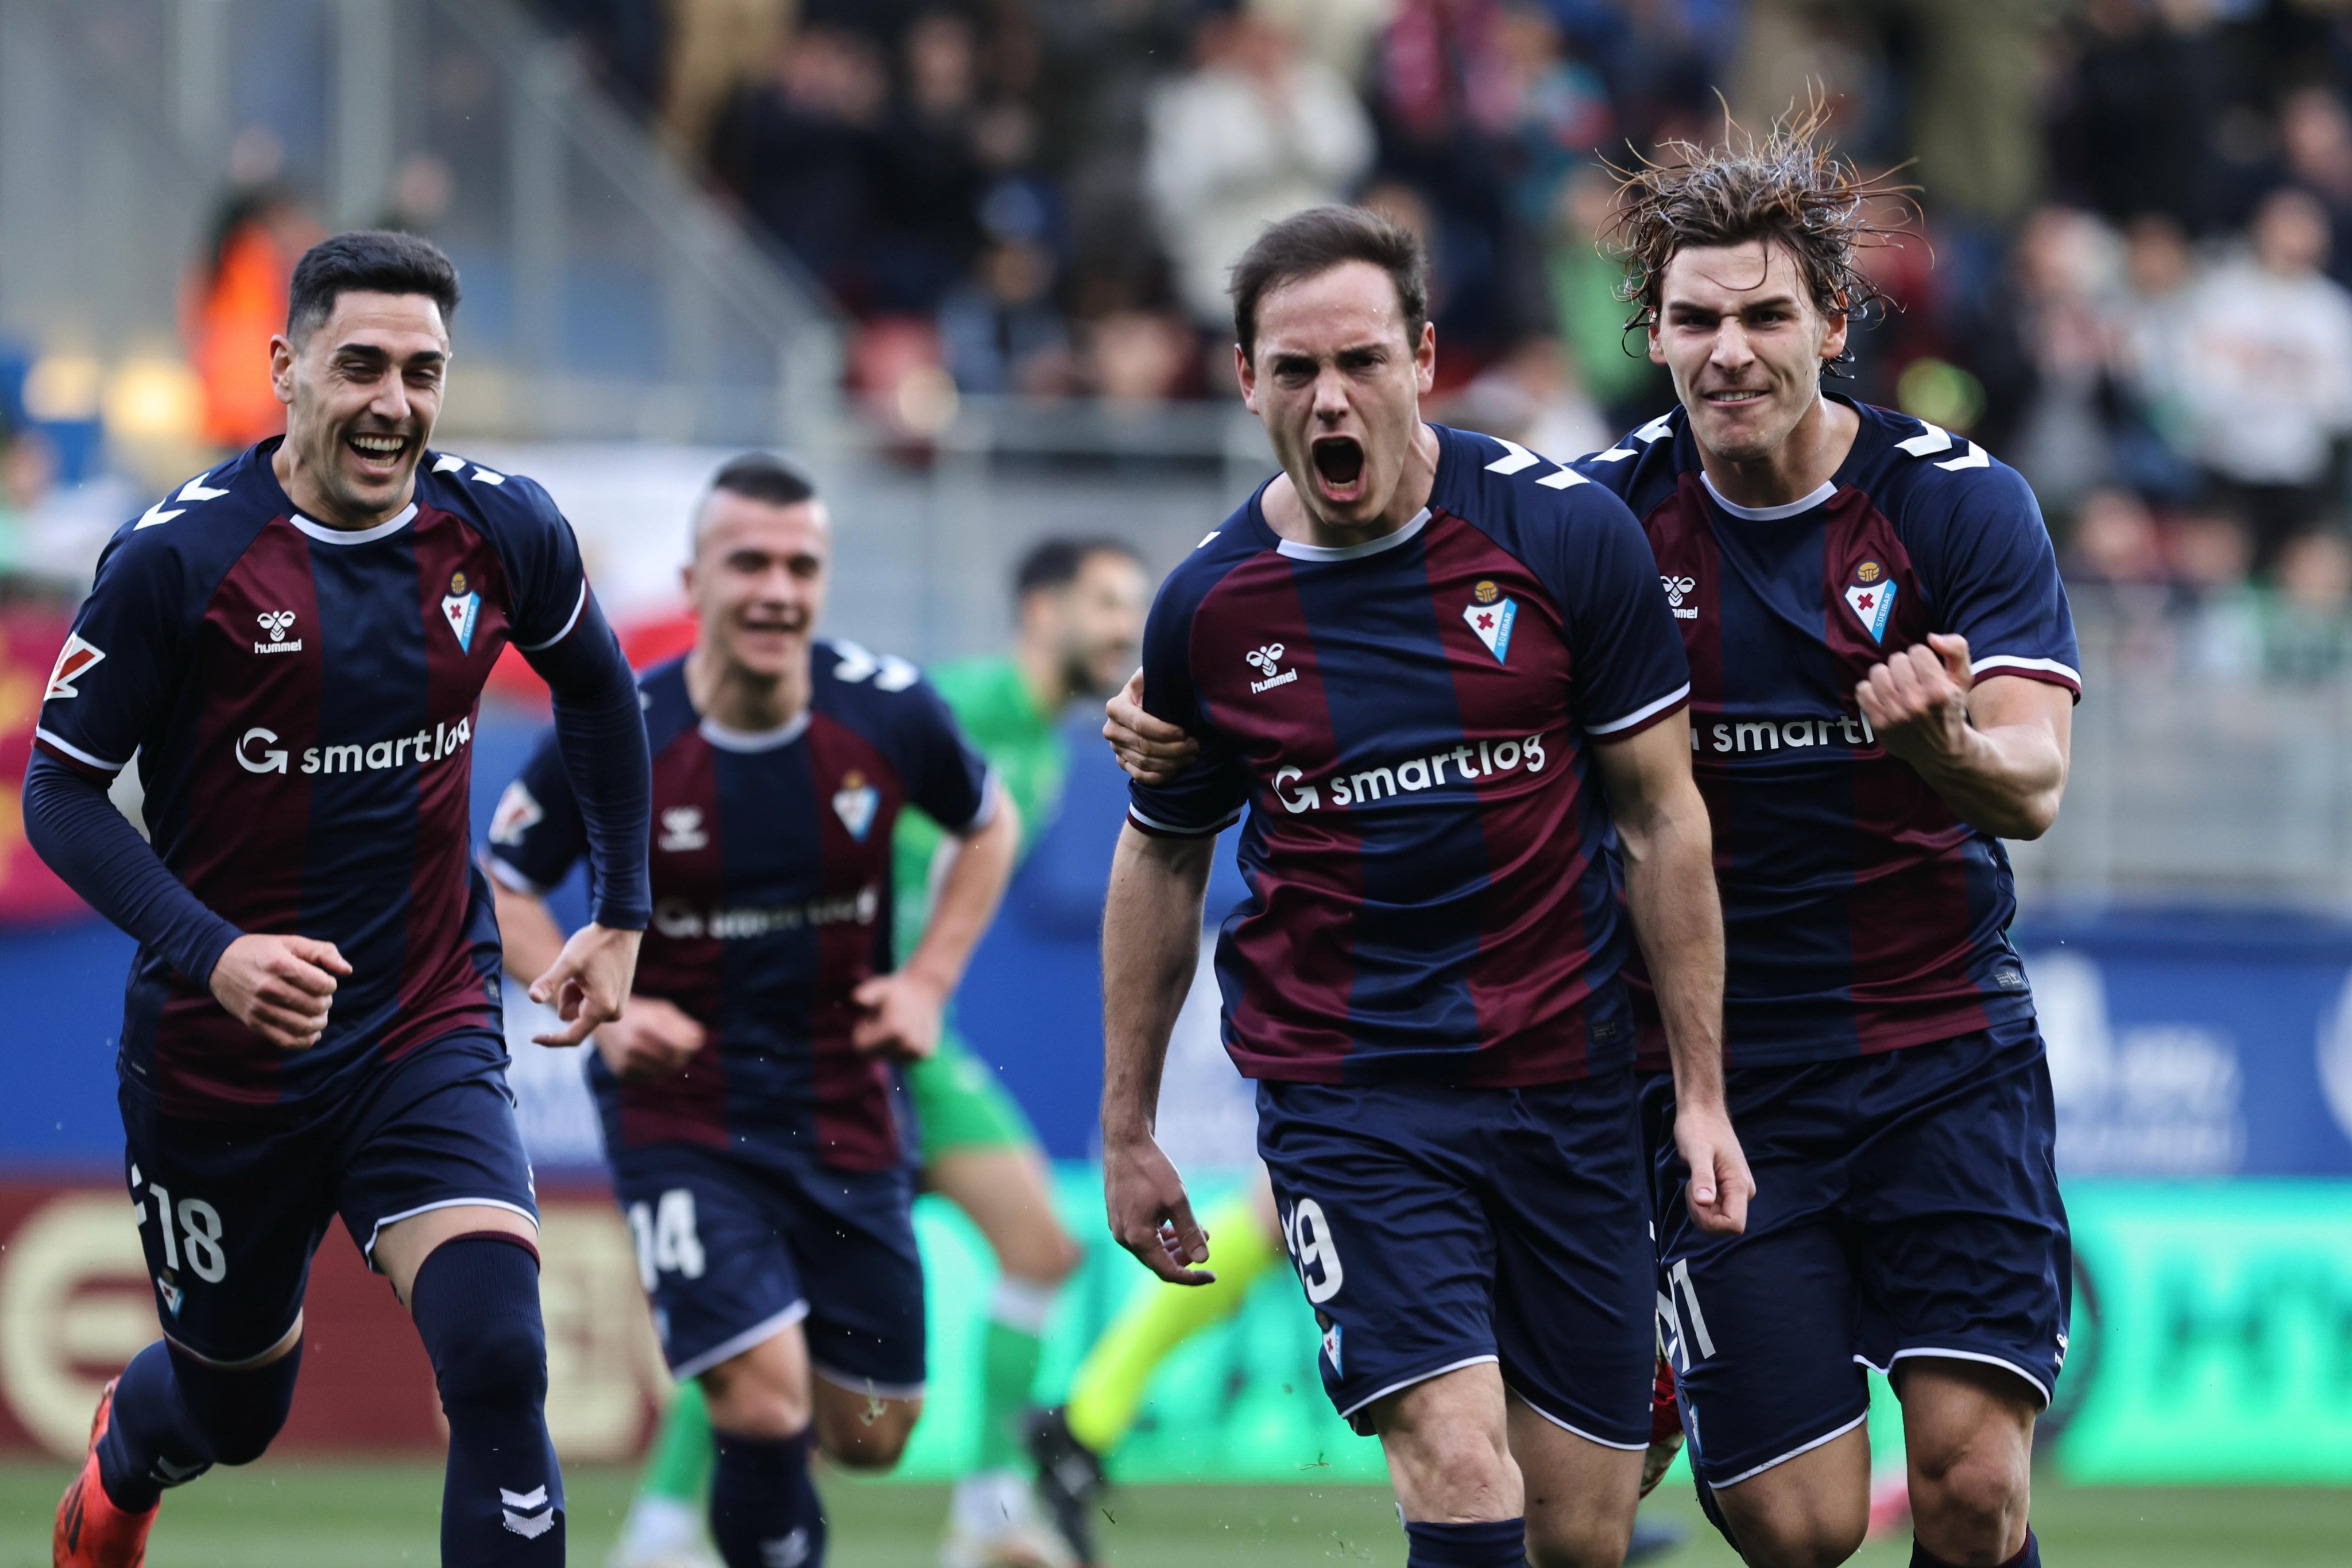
(482, 853, 553, 897)
(1968, 655, 2082, 690)
(32, 727, 127, 774)
(514, 581, 589, 652)
(1126, 802, 1243, 839)
(955, 769, 1002, 836)
(1587, 682, 1692, 739)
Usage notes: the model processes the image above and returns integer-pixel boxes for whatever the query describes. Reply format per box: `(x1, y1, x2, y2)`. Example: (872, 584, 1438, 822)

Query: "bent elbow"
(1998, 793, 2062, 842)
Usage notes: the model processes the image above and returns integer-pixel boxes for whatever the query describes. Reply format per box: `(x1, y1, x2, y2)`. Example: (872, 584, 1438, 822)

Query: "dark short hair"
(710, 451, 818, 509)
(1228, 206, 1429, 361)
(287, 230, 462, 340)
(1014, 537, 1144, 605)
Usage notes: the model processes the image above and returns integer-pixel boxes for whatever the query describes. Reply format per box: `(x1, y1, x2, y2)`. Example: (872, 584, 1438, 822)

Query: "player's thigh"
(1706, 1420, 1871, 1568)
(1367, 1359, 1519, 1524)
(923, 1144, 1078, 1284)
(783, 1157, 928, 1455)
(1645, 1070, 1874, 1496)
(1506, 1390, 1643, 1568)
(119, 1090, 334, 1366)
(1847, 1031, 2070, 1412)
(697, 1314, 814, 1441)
(1893, 1356, 2035, 1557)
(373, 1202, 542, 1308)
(612, 1146, 810, 1393)
(331, 1039, 539, 1281)
(1486, 1071, 1655, 1456)
(1255, 1080, 1498, 1437)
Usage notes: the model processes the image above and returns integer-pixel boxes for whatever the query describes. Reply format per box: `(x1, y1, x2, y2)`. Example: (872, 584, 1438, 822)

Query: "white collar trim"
(699, 710, 813, 752)
(1700, 473, 1835, 521)
(1274, 507, 1432, 561)
(290, 502, 418, 544)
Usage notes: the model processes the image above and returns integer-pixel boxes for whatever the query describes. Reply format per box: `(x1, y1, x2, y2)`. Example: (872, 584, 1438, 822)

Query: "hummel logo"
(1245, 642, 1297, 694)
(1660, 575, 1698, 621)
(500, 1485, 555, 1538)
(659, 807, 709, 853)
(254, 610, 303, 654)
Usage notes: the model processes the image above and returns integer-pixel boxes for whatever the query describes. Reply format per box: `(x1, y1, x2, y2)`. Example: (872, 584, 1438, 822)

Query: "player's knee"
(701, 1353, 813, 1441)
(413, 1238, 548, 1412)
(1020, 1222, 1083, 1286)
(435, 1309, 547, 1410)
(1716, 1479, 1867, 1568)
(171, 1339, 303, 1468)
(1910, 1446, 2026, 1557)
(814, 1393, 920, 1471)
(1393, 1427, 1515, 1516)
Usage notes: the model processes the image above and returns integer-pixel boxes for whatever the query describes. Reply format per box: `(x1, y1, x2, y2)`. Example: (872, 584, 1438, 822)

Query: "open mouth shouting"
(1310, 435, 1367, 504)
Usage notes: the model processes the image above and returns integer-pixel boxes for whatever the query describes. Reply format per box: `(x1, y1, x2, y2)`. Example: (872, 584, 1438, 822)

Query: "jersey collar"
(1273, 506, 1432, 562)
(699, 710, 813, 752)
(1699, 472, 1836, 521)
(289, 502, 419, 545)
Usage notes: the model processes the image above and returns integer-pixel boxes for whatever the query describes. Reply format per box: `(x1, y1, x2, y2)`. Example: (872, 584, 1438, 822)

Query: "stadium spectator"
(1434, 334, 1610, 460)
(868, 10, 991, 312)
(2106, 211, 2202, 497)
(1143, 11, 1374, 329)
(660, 0, 791, 154)
(2051, 0, 2232, 234)
(180, 184, 320, 451)
(2262, 527, 2352, 682)
(710, 23, 891, 304)
(939, 235, 1076, 396)
(1964, 206, 2126, 519)
(2176, 186, 2352, 567)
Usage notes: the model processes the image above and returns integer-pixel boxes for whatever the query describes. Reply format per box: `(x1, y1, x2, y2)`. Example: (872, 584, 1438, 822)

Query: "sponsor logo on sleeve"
(1462, 580, 1518, 661)
(44, 634, 105, 700)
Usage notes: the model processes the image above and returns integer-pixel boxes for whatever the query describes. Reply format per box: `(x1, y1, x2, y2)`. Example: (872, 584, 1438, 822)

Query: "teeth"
(350, 436, 403, 454)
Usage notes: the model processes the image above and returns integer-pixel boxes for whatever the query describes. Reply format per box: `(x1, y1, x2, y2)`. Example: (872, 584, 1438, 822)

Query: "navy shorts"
(1256, 1072, 1654, 1446)
(1644, 1028, 2072, 1488)
(610, 1141, 925, 1392)
(117, 1031, 538, 1365)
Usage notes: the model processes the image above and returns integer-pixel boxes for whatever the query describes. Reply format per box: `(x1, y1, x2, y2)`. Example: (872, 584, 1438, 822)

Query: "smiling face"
(1023, 548, 1150, 700)
(1649, 239, 1846, 465)
(1239, 260, 1436, 531)
(686, 490, 833, 684)
(270, 290, 448, 526)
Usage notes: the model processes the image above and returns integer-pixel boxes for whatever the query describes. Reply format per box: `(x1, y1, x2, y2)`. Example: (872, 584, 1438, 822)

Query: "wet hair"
(1604, 102, 1913, 345)
(690, 452, 821, 556)
(1013, 537, 1144, 607)
(1228, 206, 1430, 361)
(286, 230, 462, 340)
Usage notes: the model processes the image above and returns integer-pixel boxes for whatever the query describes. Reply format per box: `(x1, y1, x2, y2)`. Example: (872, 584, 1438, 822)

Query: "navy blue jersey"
(489, 646, 993, 1171)
(1571, 398, 2080, 1067)
(1128, 423, 1690, 1087)
(33, 438, 620, 1118)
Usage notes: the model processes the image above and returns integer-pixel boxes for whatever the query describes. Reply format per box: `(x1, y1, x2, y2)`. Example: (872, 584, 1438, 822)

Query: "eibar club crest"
(440, 570, 482, 653)
(1462, 579, 1517, 663)
(833, 769, 880, 841)
(1843, 560, 1897, 644)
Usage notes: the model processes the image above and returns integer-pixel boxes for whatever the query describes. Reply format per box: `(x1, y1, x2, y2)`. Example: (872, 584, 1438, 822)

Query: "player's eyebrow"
(329, 340, 448, 369)
(1665, 289, 1803, 318)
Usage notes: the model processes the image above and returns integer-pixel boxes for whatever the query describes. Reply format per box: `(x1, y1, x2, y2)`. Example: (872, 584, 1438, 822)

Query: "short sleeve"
(497, 475, 592, 653)
(899, 679, 995, 836)
(1915, 464, 2082, 698)
(1558, 494, 1692, 742)
(33, 533, 185, 777)
(483, 725, 588, 894)
(1125, 574, 1252, 837)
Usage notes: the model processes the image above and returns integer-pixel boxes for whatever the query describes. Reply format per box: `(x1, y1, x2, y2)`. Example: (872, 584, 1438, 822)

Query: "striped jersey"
(1572, 397, 2081, 1067)
(488, 646, 995, 1170)
(1128, 423, 1690, 1086)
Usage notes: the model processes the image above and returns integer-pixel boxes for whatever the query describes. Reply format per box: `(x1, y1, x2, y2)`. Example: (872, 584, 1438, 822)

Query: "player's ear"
(1819, 292, 1850, 363)
(269, 334, 298, 407)
(1235, 342, 1259, 413)
(1413, 321, 1437, 395)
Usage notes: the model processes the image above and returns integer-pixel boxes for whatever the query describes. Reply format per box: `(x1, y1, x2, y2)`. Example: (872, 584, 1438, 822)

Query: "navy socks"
(97, 1336, 302, 1511)
(411, 1234, 563, 1565)
(1405, 1516, 1527, 1567)
(711, 1428, 827, 1568)
(1912, 1530, 2040, 1568)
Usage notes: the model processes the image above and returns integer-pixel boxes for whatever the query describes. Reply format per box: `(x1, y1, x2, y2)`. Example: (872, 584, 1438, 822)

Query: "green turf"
(3, 1461, 2344, 1566)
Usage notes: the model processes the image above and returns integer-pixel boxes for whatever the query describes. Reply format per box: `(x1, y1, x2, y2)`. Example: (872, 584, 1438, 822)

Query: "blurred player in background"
(1099, 206, 1748, 1568)
(1575, 122, 2076, 1568)
(488, 455, 1018, 1568)
(604, 534, 1149, 1568)
(27, 232, 652, 1566)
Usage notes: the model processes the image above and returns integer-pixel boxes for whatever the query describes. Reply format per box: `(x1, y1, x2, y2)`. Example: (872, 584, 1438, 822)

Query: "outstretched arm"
(519, 595, 651, 1044)
(1592, 713, 1751, 1236)
(1101, 823, 1218, 1284)
(1856, 634, 2072, 839)
(853, 794, 1020, 1060)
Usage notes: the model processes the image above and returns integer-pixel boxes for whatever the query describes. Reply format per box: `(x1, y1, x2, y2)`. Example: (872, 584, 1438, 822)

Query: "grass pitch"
(1, 1461, 2343, 1566)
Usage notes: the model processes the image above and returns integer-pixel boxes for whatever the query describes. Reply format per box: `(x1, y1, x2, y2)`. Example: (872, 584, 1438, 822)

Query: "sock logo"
(501, 1485, 555, 1539)
(763, 1527, 811, 1567)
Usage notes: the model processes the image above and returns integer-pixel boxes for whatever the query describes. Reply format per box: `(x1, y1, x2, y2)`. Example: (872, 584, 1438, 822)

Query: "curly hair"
(1604, 102, 1914, 338)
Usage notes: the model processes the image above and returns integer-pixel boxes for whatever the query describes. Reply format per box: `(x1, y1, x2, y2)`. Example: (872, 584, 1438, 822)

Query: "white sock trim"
(989, 1275, 1061, 1335)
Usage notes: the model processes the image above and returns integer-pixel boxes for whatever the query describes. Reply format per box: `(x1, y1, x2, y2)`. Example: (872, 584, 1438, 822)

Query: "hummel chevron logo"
(500, 1485, 555, 1538)
(1483, 436, 1587, 489)
(1245, 643, 1296, 694)
(135, 470, 231, 529)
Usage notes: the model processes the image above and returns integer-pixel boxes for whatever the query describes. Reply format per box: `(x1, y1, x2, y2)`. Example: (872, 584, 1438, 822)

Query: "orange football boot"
(53, 1379, 158, 1567)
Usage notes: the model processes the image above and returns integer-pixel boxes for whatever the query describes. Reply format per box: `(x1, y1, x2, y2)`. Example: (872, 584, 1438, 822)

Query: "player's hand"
(529, 922, 644, 1047)
(851, 971, 946, 1062)
(210, 933, 351, 1051)
(1103, 1131, 1215, 1285)
(1674, 1101, 1754, 1236)
(593, 995, 706, 1082)
(1104, 668, 1200, 787)
(1856, 633, 1974, 769)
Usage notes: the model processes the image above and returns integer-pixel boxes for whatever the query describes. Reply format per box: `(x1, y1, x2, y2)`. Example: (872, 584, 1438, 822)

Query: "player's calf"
(409, 1234, 563, 1565)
